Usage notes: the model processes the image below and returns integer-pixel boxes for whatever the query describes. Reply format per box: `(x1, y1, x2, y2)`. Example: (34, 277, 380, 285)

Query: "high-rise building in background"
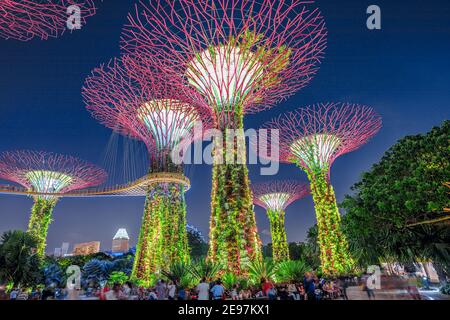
(53, 242, 71, 257)
(112, 228, 129, 253)
(61, 242, 70, 256)
(54, 247, 62, 257)
(72, 241, 100, 256)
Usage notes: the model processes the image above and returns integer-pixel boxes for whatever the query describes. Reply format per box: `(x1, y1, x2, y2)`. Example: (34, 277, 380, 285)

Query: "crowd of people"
(0, 272, 354, 300)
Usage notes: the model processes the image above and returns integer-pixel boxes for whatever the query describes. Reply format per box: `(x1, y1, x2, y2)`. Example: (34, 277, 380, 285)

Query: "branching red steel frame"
(0, 150, 107, 192)
(0, 0, 97, 41)
(261, 102, 382, 173)
(251, 180, 310, 211)
(121, 0, 327, 121)
(82, 55, 212, 165)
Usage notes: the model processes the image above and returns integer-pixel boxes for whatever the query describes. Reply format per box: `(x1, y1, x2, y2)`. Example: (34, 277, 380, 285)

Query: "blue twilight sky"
(0, 0, 449, 253)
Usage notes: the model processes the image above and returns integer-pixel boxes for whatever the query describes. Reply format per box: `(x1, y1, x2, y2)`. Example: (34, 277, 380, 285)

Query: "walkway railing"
(0, 172, 190, 197)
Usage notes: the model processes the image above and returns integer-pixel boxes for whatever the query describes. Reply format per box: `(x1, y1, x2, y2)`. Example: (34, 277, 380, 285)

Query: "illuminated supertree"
(251, 180, 309, 262)
(0, 0, 97, 41)
(261, 102, 382, 275)
(121, 0, 327, 273)
(0, 150, 106, 256)
(82, 55, 210, 283)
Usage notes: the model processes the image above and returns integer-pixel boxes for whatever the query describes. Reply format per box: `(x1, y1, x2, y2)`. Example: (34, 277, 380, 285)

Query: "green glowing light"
(137, 99, 199, 151)
(259, 192, 291, 211)
(186, 45, 263, 109)
(132, 182, 190, 282)
(25, 170, 72, 195)
(291, 134, 341, 171)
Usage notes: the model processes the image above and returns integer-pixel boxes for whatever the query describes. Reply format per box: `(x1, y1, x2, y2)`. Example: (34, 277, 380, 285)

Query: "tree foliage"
(42, 263, 64, 288)
(341, 121, 450, 273)
(108, 271, 129, 285)
(0, 230, 42, 288)
(82, 259, 112, 287)
(187, 227, 208, 259)
(276, 260, 311, 283)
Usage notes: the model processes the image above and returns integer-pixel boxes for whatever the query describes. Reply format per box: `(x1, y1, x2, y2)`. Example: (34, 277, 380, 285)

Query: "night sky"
(0, 0, 449, 254)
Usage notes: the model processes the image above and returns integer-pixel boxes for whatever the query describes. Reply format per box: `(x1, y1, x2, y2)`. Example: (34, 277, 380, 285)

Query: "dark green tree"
(187, 227, 208, 259)
(0, 230, 42, 288)
(304, 226, 321, 270)
(262, 243, 273, 259)
(82, 259, 113, 287)
(42, 263, 64, 287)
(341, 121, 450, 278)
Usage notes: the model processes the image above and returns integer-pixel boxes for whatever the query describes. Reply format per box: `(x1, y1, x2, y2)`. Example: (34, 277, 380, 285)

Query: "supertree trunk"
(306, 170, 354, 275)
(160, 183, 190, 265)
(131, 190, 159, 283)
(267, 209, 289, 262)
(27, 198, 57, 257)
(208, 113, 261, 274)
(132, 182, 190, 283)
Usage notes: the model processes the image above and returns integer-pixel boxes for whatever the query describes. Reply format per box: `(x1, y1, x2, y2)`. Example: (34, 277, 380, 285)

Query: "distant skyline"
(1, 0, 449, 252)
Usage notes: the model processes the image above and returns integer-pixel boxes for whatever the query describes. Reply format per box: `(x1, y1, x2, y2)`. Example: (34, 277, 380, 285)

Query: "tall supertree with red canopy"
(261, 102, 382, 274)
(0, 150, 106, 256)
(0, 1, 97, 41)
(121, 0, 327, 273)
(83, 55, 211, 283)
(252, 180, 309, 262)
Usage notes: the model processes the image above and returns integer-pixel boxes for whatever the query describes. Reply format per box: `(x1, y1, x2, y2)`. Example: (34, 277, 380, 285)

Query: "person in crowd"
(189, 288, 198, 300)
(122, 282, 132, 298)
(167, 281, 176, 300)
(314, 277, 323, 300)
(277, 285, 289, 300)
(41, 287, 54, 300)
(208, 278, 216, 300)
(261, 278, 274, 298)
(287, 281, 299, 300)
(98, 284, 109, 300)
(136, 286, 145, 300)
(240, 287, 251, 300)
(339, 277, 349, 300)
(0, 286, 8, 300)
(297, 283, 306, 300)
(148, 288, 158, 300)
(155, 279, 167, 300)
(231, 284, 239, 300)
(210, 279, 225, 300)
(362, 274, 376, 300)
(406, 276, 421, 300)
(304, 272, 316, 301)
(177, 286, 186, 300)
(105, 283, 119, 300)
(16, 289, 29, 300)
(9, 288, 19, 300)
(196, 277, 210, 300)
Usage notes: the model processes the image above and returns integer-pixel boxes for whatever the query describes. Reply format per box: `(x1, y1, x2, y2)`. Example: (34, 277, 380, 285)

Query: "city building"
(61, 242, 70, 256)
(54, 247, 62, 257)
(72, 241, 100, 256)
(53, 242, 70, 257)
(112, 228, 129, 253)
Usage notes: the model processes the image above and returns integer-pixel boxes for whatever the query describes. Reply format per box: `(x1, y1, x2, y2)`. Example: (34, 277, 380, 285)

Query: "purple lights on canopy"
(262, 102, 382, 174)
(252, 180, 310, 211)
(0, 0, 97, 41)
(121, 0, 327, 122)
(0, 150, 106, 196)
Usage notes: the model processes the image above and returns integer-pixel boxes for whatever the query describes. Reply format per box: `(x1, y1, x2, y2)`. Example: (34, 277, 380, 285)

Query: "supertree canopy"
(0, 1, 97, 41)
(0, 150, 106, 256)
(121, 0, 327, 274)
(262, 102, 382, 275)
(83, 55, 210, 283)
(252, 180, 309, 262)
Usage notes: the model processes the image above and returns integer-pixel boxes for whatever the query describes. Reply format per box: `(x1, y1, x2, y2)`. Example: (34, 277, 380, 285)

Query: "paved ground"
(346, 286, 450, 300)
(419, 289, 450, 300)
